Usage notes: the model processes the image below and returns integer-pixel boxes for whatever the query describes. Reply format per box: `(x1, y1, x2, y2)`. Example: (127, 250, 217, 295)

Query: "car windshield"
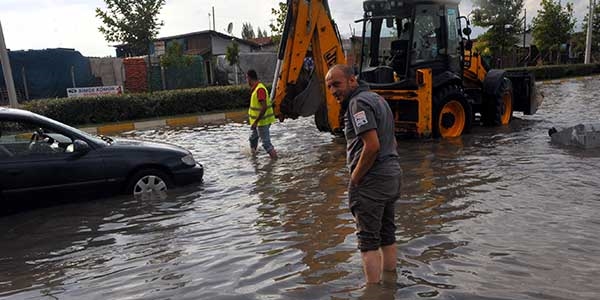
(34, 113, 110, 146)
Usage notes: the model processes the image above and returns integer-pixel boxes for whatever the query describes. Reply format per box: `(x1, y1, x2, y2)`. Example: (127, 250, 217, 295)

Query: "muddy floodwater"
(1, 78, 600, 299)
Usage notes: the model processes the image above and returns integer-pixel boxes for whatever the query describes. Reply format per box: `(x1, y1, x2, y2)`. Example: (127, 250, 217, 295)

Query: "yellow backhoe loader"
(271, 0, 541, 138)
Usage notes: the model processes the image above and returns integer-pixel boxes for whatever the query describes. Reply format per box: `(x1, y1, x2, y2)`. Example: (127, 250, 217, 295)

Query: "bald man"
(326, 64, 402, 284)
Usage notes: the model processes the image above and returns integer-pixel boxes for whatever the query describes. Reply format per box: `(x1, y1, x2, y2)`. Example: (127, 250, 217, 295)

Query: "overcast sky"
(0, 0, 592, 57)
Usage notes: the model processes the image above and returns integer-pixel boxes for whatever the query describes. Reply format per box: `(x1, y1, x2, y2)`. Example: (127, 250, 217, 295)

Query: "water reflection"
(248, 134, 356, 293)
(390, 137, 483, 296)
(0, 193, 197, 298)
(2, 79, 600, 299)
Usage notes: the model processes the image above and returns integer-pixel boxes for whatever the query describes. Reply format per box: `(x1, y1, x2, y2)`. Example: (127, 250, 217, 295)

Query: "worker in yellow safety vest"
(247, 69, 277, 159)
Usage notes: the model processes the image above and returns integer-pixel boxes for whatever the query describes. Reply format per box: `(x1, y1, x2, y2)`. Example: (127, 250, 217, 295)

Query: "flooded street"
(1, 78, 600, 299)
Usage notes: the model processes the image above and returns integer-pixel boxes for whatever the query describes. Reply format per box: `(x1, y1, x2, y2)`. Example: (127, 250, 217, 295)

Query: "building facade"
(115, 30, 260, 85)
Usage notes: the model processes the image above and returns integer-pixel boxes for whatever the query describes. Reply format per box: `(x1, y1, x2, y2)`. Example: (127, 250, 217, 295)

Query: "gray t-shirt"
(344, 84, 401, 177)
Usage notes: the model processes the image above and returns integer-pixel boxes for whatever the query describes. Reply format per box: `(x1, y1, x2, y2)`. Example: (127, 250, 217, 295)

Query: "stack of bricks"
(123, 57, 148, 93)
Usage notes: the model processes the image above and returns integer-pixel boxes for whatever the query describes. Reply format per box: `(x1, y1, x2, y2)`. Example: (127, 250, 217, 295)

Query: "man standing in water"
(247, 69, 277, 159)
(325, 64, 402, 284)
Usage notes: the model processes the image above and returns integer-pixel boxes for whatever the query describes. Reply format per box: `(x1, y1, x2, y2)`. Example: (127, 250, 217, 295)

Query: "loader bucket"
(505, 70, 540, 115)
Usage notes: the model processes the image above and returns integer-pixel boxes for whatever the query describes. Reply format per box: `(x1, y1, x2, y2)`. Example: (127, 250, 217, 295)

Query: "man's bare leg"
(361, 250, 382, 283)
(268, 148, 278, 159)
(381, 243, 397, 272)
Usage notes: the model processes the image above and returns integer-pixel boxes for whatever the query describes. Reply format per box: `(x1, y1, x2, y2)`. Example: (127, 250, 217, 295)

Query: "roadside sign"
(67, 85, 123, 98)
(154, 41, 166, 56)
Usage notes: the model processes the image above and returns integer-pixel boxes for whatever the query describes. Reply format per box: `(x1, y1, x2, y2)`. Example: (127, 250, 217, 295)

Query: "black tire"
(481, 77, 513, 126)
(126, 168, 172, 196)
(432, 85, 473, 138)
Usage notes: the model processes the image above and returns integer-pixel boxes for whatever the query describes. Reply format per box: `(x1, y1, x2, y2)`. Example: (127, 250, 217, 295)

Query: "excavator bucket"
(271, 0, 346, 133)
(278, 70, 325, 118)
(506, 70, 541, 115)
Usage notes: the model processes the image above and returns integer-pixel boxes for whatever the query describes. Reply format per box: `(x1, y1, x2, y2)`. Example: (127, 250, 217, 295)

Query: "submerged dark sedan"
(0, 107, 203, 212)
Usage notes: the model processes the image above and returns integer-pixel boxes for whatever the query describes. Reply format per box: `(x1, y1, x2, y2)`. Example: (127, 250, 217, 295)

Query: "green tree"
(242, 23, 256, 40)
(531, 0, 576, 64)
(570, 31, 586, 62)
(160, 42, 192, 68)
(471, 0, 525, 67)
(96, 0, 166, 56)
(257, 26, 265, 38)
(225, 42, 240, 66)
(269, 2, 288, 46)
(225, 41, 242, 84)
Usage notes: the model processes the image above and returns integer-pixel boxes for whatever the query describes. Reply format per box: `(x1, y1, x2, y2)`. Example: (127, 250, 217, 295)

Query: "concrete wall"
(216, 52, 277, 85)
(212, 37, 253, 56)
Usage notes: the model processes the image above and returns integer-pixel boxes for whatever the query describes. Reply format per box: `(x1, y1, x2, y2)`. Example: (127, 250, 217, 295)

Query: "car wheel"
(127, 169, 172, 197)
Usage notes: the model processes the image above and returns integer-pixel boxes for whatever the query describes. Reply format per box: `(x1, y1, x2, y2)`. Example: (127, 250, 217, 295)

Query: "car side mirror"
(72, 139, 90, 153)
(463, 27, 472, 37)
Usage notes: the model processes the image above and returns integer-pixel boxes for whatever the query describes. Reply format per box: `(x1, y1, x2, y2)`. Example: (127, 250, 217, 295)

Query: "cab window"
(412, 4, 442, 63)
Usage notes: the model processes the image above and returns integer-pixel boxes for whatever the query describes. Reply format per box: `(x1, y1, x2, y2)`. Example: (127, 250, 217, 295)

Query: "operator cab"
(359, 0, 463, 89)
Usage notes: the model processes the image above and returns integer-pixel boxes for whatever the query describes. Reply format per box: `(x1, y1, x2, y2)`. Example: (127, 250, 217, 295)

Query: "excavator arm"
(271, 0, 346, 133)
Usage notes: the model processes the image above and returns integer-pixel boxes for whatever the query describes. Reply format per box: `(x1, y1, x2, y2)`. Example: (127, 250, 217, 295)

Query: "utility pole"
(0, 20, 18, 107)
(523, 9, 526, 49)
(585, 0, 594, 64)
(212, 7, 216, 33)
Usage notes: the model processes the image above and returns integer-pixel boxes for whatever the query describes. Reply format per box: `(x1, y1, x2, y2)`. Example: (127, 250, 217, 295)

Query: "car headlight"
(181, 154, 196, 166)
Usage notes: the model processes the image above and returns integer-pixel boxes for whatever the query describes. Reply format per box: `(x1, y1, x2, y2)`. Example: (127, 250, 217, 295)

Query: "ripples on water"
(1, 78, 599, 299)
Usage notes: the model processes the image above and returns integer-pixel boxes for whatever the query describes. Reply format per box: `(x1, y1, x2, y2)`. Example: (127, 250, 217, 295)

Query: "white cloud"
(1, 0, 112, 57)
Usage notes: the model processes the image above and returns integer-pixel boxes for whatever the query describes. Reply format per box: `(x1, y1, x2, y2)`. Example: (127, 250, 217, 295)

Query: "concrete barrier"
(79, 110, 247, 135)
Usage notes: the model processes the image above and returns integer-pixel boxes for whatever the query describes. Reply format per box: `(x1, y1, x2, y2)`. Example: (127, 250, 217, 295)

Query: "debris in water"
(548, 123, 600, 149)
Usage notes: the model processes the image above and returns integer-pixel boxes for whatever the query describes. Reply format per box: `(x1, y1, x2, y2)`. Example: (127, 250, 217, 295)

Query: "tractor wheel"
(482, 77, 513, 126)
(433, 85, 473, 138)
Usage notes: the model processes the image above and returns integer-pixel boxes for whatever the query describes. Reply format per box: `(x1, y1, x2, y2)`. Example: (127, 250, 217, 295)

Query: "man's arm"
(351, 128, 380, 186)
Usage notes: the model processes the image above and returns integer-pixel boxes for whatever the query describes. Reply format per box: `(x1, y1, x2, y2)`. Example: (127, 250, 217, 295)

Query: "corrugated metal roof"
(113, 30, 259, 48)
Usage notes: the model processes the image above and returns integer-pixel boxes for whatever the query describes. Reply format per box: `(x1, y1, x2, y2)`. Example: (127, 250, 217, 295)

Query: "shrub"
(21, 84, 272, 126)
(508, 63, 600, 80)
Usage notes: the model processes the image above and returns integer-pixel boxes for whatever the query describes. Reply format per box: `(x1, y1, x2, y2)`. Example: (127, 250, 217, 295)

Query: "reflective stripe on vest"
(248, 82, 276, 126)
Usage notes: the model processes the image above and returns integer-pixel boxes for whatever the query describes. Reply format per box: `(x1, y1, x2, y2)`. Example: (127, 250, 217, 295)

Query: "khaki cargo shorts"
(349, 174, 401, 252)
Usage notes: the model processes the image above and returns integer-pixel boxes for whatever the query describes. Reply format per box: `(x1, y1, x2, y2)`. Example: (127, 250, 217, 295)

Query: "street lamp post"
(501, 23, 512, 68)
(585, 0, 594, 64)
(0, 20, 18, 107)
(523, 9, 527, 50)
(523, 8, 527, 67)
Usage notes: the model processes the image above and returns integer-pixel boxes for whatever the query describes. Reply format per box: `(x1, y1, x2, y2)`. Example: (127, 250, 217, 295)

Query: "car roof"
(0, 106, 97, 142)
(1, 107, 29, 113)
(0, 107, 40, 119)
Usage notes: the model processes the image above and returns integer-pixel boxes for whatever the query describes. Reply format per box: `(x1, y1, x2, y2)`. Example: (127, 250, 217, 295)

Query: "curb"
(537, 75, 599, 85)
(80, 110, 247, 135)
